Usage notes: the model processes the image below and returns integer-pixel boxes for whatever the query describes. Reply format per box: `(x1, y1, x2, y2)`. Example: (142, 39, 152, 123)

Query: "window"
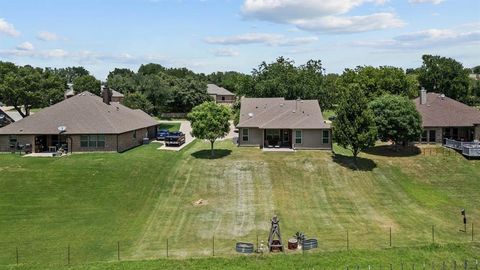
(421, 130, 428, 142)
(97, 135, 105, 147)
(266, 130, 280, 142)
(80, 135, 88, 147)
(323, 130, 330, 144)
(429, 130, 436, 143)
(221, 96, 225, 101)
(295, 130, 302, 144)
(89, 135, 97, 147)
(242, 129, 249, 141)
(9, 135, 17, 144)
(80, 135, 105, 148)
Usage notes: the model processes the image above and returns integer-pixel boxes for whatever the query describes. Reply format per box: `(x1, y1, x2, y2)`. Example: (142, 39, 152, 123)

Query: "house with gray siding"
(414, 89, 480, 144)
(0, 90, 158, 153)
(207, 84, 235, 104)
(237, 98, 332, 150)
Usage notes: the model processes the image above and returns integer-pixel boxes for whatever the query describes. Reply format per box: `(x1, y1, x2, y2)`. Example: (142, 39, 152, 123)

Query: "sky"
(0, 0, 479, 79)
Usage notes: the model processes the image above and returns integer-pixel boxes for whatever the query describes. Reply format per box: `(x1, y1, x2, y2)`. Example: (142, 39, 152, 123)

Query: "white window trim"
(323, 130, 330, 144)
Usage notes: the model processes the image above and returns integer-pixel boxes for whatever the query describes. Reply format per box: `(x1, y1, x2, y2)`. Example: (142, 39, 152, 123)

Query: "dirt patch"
(193, 199, 208, 206)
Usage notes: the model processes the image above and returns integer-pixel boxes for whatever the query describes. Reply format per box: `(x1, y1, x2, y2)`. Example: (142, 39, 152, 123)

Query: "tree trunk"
(210, 140, 215, 157)
(352, 148, 359, 169)
(13, 105, 26, 118)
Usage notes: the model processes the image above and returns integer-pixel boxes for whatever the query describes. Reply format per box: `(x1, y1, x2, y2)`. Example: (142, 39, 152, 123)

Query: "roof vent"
(440, 94, 445, 100)
(248, 113, 254, 118)
(57, 126, 67, 133)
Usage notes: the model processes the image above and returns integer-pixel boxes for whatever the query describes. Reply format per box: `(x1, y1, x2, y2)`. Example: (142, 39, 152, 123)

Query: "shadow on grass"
(364, 145, 421, 157)
(332, 154, 377, 171)
(191, 149, 232, 159)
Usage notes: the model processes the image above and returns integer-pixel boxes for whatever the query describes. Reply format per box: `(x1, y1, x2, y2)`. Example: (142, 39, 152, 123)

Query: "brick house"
(207, 84, 235, 104)
(0, 90, 158, 153)
(414, 89, 480, 144)
(237, 98, 332, 150)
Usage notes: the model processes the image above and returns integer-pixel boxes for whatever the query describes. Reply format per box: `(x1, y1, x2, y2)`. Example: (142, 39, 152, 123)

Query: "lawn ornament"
(268, 215, 284, 252)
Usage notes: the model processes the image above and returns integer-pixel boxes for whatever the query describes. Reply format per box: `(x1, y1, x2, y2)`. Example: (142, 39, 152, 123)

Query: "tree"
(471, 66, 480, 74)
(333, 85, 377, 160)
(52, 66, 89, 83)
(73, 75, 101, 96)
(418, 55, 470, 101)
(0, 63, 64, 117)
(188, 102, 231, 157)
(123, 92, 154, 114)
(369, 94, 422, 148)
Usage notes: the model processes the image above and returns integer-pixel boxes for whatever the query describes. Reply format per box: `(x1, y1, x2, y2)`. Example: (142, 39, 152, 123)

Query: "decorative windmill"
(267, 215, 284, 252)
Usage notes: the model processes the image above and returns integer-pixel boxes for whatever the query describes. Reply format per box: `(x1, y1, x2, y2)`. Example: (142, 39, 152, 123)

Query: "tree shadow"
(191, 149, 232, 160)
(332, 154, 377, 171)
(364, 145, 421, 157)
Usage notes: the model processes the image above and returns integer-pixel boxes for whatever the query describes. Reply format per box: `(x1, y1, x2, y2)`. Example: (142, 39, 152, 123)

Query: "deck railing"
(444, 139, 480, 157)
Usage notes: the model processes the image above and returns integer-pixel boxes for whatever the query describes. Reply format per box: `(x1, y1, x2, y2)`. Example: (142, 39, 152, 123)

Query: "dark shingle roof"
(237, 98, 330, 129)
(207, 84, 234, 96)
(0, 92, 158, 135)
(414, 92, 480, 127)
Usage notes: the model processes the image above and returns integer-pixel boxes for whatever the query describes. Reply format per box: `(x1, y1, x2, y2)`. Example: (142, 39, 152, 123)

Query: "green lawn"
(158, 122, 181, 132)
(0, 141, 479, 267)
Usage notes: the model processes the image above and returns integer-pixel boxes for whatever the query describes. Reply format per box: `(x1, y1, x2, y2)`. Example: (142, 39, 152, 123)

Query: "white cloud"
(37, 31, 60, 41)
(16, 42, 35, 51)
(0, 18, 20, 37)
(241, 0, 403, 33)
(213, 48, 240, 57)
(354, 23, 480, 49)
(409, 0, 444, 4)
(0, 48, 68, 58)
(205, 33, 318, 46)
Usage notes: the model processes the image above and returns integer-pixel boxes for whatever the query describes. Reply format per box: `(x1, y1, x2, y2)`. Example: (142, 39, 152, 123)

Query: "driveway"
(156, 120, 194, 151)
(156, 120, 237, 151)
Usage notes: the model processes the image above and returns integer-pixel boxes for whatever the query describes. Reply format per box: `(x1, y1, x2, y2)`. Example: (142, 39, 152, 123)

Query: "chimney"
(102, 86, 112, 105)
(420, 87, 427, 105)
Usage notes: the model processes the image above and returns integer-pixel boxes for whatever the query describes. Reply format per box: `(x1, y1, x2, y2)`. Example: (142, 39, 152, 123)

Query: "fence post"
(67, 244, 70, 265)
(464, 260, 468, 270)
(16, 247, 18, 265)
(166, 238, 169, 258)
(390, 227, 392, 247)
(390, 263, 392, 270)
(432, 225, 435, 244)
(454, 260, 457, 270)
(212, 235, 215, 256)
(472, 222, 474, 241)
(347, 230, 349, 251)
(475, 259, 478, 270)
(117, 241, 120, 261)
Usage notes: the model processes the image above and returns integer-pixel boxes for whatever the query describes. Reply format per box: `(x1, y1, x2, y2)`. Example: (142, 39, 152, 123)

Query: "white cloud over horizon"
(16, 42, 35, 51)
(37, 31, 60, 41)
(241, 0, 404, 33)
(0, 18, 20, 37)
(213, 48, 240, 57)
(204, 33, 319, 46)
(409, 0, 444, 4)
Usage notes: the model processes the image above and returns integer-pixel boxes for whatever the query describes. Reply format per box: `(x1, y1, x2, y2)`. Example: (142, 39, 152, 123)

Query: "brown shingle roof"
(207, 84, 234, 96)
(237, 98, 330, 129)
(0, 92, 158, 135)
(414, 92, 480, 127)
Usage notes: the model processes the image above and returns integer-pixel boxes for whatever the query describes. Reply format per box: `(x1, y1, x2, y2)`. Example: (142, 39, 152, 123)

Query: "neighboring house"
(207, 84, 235, 104)
(469, 74, 479, 81)
(66, 86, 124, 103)
(237, 98, 332, 150)
(414, 89, 480, 144)
(0, 90, 158, 153)
(0, 108, 14, 128)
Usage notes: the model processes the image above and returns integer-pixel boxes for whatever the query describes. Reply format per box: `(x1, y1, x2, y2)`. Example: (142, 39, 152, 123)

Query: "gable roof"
(414, 92, 480, 127)
(237, 98, 330, 129)
(207, 84, 234, 96)
(0, 92, 158, 135)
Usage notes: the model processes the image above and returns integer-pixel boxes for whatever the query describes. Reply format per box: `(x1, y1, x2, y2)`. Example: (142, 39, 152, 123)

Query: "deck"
(444, 139, 480, 157)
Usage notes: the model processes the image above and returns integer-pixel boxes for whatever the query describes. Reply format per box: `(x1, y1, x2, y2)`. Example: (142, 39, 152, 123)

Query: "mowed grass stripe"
(0, 141, 478, 266)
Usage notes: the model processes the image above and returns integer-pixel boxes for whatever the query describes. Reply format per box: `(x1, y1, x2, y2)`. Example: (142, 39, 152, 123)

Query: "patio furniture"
(48, 146, 56, 152)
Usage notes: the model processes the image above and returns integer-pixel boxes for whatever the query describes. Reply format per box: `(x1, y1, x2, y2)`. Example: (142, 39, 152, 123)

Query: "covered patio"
(263, 129, 292, 149)
(34, 134, 70, 154)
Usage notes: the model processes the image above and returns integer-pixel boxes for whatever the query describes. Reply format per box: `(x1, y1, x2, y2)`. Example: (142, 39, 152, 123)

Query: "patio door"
(282, 130, 291, 147)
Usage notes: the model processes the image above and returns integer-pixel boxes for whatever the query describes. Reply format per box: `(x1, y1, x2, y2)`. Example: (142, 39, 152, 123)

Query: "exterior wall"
(0, 135, 34, 152)
(70, 134, 118, 153)
(475, 125, 480, 141)
(293, 129, 332, 150)
(238, 127, 263, 147)
(216, 95, 235, 104)
(420, 127, 443, 144)
(117, 128, 148, 152)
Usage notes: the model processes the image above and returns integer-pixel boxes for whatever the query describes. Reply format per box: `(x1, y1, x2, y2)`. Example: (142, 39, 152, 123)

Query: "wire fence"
(0, 223, 477, 267)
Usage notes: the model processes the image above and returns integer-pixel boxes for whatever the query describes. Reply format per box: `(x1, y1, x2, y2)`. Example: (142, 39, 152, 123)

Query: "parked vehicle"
(165, 132, 185, 146)
(156, 129, 170, 140)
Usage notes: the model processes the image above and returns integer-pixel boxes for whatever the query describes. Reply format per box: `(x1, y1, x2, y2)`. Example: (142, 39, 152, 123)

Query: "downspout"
(116, 135, 119, 152)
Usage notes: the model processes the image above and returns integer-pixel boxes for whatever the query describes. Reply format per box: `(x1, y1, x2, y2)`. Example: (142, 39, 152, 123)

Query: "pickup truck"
(165, 132, 186, 146)
(156, 129, 170, 140)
